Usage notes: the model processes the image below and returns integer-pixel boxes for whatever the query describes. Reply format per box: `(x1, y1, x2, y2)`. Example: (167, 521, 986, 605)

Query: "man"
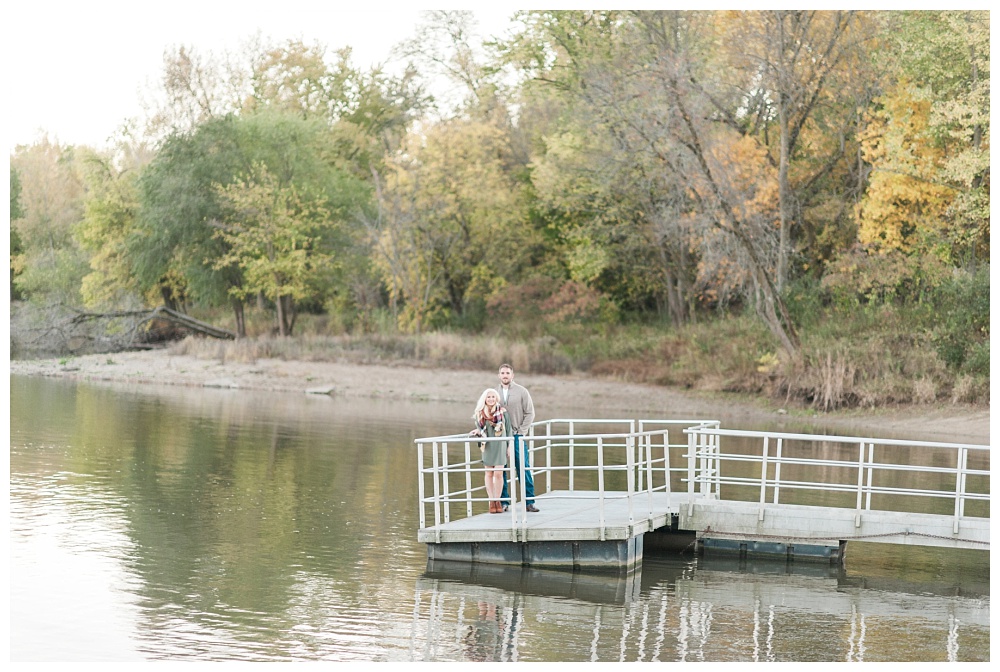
(496, 363, 539, 512)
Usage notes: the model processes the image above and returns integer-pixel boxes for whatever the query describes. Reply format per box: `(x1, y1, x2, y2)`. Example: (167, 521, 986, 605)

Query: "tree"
(501, 11, 685, 323)
(395, 10, 505, 120)
(362, 119, 527, 333)
(141, 43, 247, 141)
(134, 115, 244, 318)
(212, 164, 335, 336)
(10, 167, 24, 299)
(9, 137, 89, 304)
(710, 10, 878, 290)
(135, 110, 367, 336)
(858, 10, 989, 266)
(855, 80, 952, 254)
(75, 147, 145, 308)
(506, 11, 800, 352)
(144, 37, 428, 177)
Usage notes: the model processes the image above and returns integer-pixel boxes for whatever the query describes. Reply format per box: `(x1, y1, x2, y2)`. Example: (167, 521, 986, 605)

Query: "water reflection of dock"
(421, 558, 643, 605)
(411, 555, 989, 662)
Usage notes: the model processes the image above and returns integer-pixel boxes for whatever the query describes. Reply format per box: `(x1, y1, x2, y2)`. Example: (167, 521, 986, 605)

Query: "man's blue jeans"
(500, 434, 534, 506)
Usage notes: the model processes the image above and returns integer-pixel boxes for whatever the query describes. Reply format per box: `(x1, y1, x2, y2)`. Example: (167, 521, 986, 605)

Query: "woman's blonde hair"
(473, 388, 499, 420)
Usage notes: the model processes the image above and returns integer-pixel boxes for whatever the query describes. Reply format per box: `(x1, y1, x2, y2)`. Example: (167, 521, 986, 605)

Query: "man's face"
(498, 367, 513, 386)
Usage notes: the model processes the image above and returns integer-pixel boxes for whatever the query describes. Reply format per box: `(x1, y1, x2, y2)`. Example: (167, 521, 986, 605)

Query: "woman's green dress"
(478, 409, 512, 466)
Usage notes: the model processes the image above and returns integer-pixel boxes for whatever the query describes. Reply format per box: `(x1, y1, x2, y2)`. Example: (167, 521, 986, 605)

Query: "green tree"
(135, 110, 367, 336)
(363, 119, 528, 333)
(9, 137, 89, 304)
(75, 146, 145, 308)
(212, 164, 336, 336)
(10, 167, 24, 299)
(134, 115, 244, 318)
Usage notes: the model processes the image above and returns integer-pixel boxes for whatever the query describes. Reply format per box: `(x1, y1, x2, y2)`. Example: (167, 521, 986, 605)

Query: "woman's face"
(484, 391, 499, 407)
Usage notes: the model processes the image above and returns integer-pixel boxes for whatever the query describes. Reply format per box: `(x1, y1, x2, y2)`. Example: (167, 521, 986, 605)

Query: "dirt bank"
(9, 348, 990, 443)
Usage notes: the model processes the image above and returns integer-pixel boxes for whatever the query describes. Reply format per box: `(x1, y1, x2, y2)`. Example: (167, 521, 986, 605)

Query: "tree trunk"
(276, 295, 294, 336)
(664, 266, 686, 328)
(231, 298, 246, 339)
(276, 294, 288, 336)
(777, 98, 791, 292)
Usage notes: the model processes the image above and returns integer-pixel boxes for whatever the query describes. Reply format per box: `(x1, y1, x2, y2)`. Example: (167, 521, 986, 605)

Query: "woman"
(470, 388, 513, 513)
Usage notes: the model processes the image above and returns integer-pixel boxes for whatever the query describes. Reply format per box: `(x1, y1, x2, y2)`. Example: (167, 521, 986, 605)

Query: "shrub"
(822, 247, 950, 309)
(930, 266, 990, 372)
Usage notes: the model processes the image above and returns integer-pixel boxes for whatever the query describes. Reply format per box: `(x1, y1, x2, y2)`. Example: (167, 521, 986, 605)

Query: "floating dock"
(415, 419, 989, 571)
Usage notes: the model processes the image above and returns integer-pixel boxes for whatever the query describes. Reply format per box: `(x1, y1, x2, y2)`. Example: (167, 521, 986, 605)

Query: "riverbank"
(9, 348, 990, 443)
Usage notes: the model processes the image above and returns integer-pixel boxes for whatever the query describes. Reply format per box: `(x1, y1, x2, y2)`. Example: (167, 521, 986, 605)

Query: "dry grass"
(166, 332, 574, 375)
(77, 302, 991, 412)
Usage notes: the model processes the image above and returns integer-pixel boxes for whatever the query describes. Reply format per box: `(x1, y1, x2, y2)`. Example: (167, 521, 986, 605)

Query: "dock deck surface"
(418, 490, 700, 544)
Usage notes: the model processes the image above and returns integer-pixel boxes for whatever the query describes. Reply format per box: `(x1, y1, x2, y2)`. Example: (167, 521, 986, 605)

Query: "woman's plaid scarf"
(477, 405, 505, 436)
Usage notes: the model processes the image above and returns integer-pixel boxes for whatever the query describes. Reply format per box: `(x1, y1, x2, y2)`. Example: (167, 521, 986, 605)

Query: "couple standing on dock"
(470, 363, 539, 514)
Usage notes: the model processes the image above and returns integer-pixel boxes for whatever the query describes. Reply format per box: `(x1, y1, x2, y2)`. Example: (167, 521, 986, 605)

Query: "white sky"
(3, 2, 526, 153)
(8, 2, 987, 155)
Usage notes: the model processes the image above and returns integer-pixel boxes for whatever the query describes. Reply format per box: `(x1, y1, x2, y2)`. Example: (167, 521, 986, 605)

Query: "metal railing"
(415, 419, 718, 540)
(417, 420, 989, 542)
(682, 426, 990, 532)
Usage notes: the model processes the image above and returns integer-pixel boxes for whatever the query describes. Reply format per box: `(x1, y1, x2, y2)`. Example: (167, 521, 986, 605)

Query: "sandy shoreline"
(9, 348, 991, 443)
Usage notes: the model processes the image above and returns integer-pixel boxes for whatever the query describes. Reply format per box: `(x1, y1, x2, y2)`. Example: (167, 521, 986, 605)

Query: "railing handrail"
(414, 429, 683, 445)
(683, 426, 989, 451)
(416, 419, 698, 538)
(682, 424, 990, 532)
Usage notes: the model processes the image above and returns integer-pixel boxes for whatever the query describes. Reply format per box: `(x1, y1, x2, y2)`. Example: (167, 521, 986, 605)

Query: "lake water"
(8, 375, 990, 662)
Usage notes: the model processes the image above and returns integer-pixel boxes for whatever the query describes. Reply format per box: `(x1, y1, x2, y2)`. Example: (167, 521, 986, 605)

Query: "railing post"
(597, 435, 606, 540)
(431, 441, 442, 539)
(643, 432, 655, 519)
(506, 442, 519, 535)
(636, 428, 646, 494)
(773, 437, 784, 504)
(709, 432, 720, 499)
(465, 440, 473, 518)
(544, 422, 552, 492)
(518, 437, 528, 539)
(417, 441, 426, 530)
(626, 430, 636, 527)
(687, 431, 697, 499)
(865, 443, 875, 511)
(663, 430, 672, 505)
(758, 436, 770, 521)
(441, 442, 451, 524)
(854, 441, 865, 527)
(954, 446, 968, 534)
(569, 420, 576, 491)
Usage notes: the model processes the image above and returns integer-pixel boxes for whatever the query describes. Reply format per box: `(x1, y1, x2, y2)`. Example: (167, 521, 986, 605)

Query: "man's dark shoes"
(525, 504, 540, 512)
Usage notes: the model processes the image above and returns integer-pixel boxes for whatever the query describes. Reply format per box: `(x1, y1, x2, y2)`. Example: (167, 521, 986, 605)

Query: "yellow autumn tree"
(856, 79, 953, 255)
